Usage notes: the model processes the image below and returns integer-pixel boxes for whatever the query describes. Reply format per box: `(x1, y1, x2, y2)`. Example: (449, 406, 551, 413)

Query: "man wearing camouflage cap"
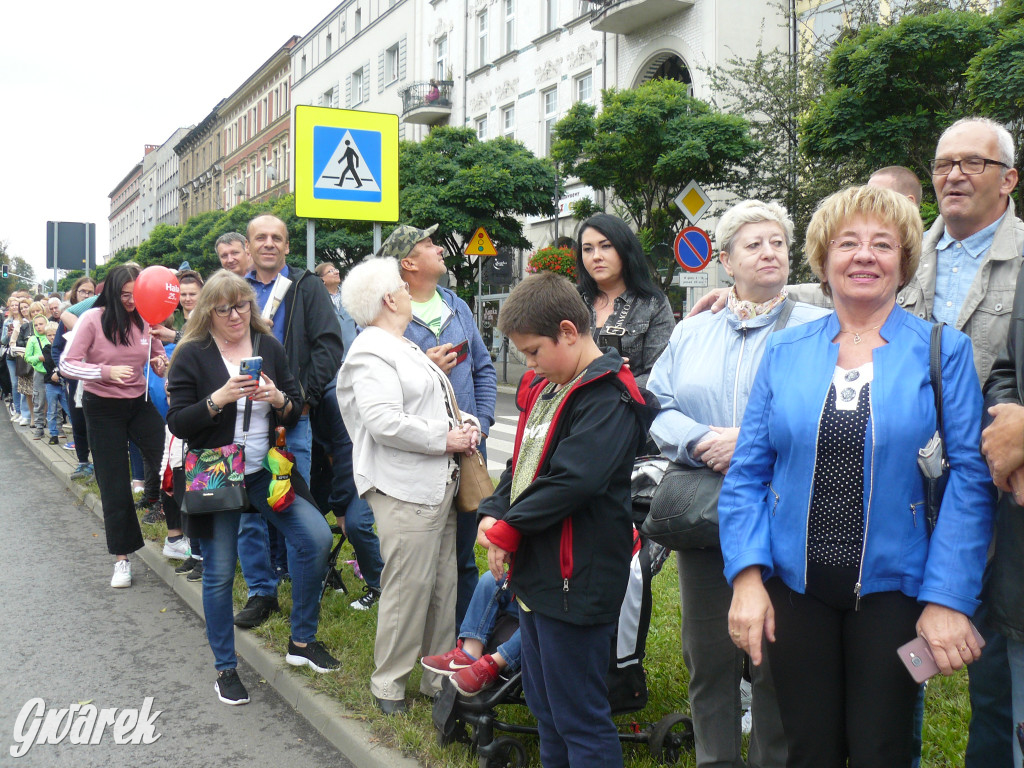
(380, 223, 497, 628)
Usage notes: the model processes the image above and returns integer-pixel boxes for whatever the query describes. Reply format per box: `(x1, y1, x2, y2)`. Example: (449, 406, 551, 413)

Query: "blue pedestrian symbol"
(313, 127, 382, 202)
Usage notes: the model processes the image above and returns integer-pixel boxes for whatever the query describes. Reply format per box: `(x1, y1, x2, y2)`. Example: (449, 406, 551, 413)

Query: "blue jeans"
(6, 359, 22, 416)
(520, 610, 622, 768)
(238, 416, 313, 595)
(198, 469, 332, 671)
(459, 571, 520, 671)
(45, 381, 67, 436)
(1008, 637, 1024, 768)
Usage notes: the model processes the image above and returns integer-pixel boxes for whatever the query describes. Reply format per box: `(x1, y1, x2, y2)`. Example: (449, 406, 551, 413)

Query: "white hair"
(341, 257, 403, 327)
(715, 199, 795, 254)
(940, 117, 1016, 171)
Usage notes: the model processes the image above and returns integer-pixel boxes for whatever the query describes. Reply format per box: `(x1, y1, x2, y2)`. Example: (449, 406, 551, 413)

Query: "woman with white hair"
(646, 200, 829, 768)
(336, 257, 481, 714)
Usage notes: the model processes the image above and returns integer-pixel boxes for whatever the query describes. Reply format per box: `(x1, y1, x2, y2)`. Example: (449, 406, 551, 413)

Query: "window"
(300, 55, 307, 77)
(352, 68, 364, 106)
(545, 0, 558, 32)
(574, 71, 592, 104)
(476, 116, 488, 140)
(501, 104, 515, 138)
(478, 10, 488, 67)
(326, 33, 332, 57)
(543, 87, 558, 155)
(504, 0, 515, 54)
(323, 87, 334, 107)
(436, 35, 449, 81)
(575, 0, 591, 17)
(354, 8, 362, 34)
(385, 44, 400, 84)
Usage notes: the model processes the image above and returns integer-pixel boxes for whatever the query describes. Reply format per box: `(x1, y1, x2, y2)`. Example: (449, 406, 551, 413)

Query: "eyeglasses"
(930, 157, 1009, 176)
(323, 268, 340, 275)
(213, 301, 252, 317)
(120, 292, 135, 302)
(829, 238, 902, 256)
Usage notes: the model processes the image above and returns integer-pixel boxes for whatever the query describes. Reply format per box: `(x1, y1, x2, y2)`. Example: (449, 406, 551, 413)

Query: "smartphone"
(897, 623, 986, 683)
(239, 356, 263, 382)
(450, 339, 469, 365)
(598, 333, 623, 354)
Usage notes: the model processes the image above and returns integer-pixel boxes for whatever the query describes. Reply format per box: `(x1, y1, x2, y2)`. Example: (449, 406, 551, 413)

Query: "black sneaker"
(215, 668, 250, 705)
(175, 557, 199, 575)
(285, 639, 341, 673)
(48, 435, 59, 445)
(350, 585, 381, 611)
(141, 505, 165, 525)
(186, 561, 204, 582)
(233, 594, 279, 628)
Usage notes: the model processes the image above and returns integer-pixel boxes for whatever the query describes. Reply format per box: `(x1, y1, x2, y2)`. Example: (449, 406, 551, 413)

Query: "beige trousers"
(368, 481, 458, 701)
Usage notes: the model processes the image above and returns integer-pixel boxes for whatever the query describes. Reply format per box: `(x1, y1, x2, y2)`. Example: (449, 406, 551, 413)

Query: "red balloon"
(134, 266, 180, 325)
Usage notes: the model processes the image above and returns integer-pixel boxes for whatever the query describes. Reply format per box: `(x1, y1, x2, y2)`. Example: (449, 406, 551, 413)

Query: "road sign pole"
(373, 222, 381, 254)
(306, 220, 315, 272)
(53, 225, 59, 291)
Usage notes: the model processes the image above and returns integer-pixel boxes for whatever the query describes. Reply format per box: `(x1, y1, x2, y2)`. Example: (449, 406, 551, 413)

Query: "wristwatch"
(206, 397, 223, 414)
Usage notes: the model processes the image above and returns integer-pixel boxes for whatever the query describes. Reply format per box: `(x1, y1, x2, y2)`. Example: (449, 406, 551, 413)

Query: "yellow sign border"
(294, 105, 399, 222)
(464, 226, 498, 257)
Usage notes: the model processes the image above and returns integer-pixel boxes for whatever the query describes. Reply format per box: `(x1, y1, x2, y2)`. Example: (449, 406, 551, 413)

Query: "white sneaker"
(162, 537, 190, 560)
(18, 417, 29, 426)
(111, 560, 132, 588)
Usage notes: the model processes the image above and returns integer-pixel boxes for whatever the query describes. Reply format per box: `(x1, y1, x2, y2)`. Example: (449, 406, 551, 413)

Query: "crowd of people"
(1, 114, 1022, 768)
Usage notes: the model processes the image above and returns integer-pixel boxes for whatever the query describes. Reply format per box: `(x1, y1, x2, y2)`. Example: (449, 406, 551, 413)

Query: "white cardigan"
(337, 325, 474, 505)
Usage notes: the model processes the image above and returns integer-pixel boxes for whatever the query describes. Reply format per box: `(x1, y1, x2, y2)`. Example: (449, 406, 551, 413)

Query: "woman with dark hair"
(60, 264, 169, 588)
(575, 213, 675, 386)
(51, 277, 98, 479)
(69, 276, 96, 305)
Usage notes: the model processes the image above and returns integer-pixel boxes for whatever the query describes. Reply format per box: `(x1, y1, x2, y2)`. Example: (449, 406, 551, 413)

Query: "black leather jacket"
(981, 265, 1024, 642)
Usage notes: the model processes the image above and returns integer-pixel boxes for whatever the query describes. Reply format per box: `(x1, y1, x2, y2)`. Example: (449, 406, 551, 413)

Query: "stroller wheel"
(648, 712, 694, 764)
(478, 735, 527, 768)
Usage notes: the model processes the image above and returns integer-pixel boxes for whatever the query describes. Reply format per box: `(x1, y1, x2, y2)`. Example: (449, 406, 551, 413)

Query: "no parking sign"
(673, 227, 714, 273)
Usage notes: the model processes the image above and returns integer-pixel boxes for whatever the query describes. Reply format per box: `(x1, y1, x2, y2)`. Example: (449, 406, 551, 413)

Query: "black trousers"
(64, 379, 90, 464)
(83, 392, 165, 555)
(765, 577, 921, 768)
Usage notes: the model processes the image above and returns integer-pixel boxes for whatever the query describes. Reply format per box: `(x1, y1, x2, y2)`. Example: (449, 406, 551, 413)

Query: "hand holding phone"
(450, 339, 469, 365)
(897, 622, 986, 682)
(239, 356, 263, 381)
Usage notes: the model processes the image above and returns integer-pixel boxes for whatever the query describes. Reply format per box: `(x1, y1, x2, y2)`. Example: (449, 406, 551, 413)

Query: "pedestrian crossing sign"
(294, 106, 399, 222)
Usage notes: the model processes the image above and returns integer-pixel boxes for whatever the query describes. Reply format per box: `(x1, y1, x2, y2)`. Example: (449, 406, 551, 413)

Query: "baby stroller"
(432, 522, 693, 767)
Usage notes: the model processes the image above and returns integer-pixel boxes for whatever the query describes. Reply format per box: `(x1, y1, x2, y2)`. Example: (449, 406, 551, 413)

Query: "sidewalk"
(9, 418, 420, 768)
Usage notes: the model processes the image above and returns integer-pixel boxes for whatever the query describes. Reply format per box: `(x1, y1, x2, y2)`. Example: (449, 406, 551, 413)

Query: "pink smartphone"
(897, 623, 986, 683)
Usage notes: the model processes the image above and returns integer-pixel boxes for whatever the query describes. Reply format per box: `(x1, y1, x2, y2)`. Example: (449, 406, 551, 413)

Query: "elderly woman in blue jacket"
(648, 200, 826, 768)
(720, 186, 995, 767)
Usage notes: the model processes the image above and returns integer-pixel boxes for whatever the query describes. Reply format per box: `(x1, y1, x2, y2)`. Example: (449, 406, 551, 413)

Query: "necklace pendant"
(852, 332, 862, 344)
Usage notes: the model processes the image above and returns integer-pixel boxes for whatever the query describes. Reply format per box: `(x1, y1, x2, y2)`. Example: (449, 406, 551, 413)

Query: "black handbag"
(14, 354, 32, 378)
(641, 463, 723, 550)
(917, 323, 948, 534)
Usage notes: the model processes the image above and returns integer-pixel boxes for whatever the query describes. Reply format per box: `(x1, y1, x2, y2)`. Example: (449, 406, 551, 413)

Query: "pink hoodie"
(60, 308, 164, 399)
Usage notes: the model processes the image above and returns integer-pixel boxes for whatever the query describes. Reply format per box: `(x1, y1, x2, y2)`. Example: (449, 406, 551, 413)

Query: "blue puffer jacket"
(719, 305, 995, 616)
(403, 285, 497, 430)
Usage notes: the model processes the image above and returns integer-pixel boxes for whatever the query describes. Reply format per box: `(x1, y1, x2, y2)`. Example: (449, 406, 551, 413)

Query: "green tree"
(551, 79, 757, 288)
(398, 127, 557, 295)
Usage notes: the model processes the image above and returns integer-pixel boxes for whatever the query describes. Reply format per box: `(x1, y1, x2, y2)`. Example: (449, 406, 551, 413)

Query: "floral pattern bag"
(182, 445, 248, 516)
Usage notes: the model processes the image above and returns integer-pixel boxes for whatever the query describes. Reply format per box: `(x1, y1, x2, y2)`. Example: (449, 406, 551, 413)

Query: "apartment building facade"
(138, 126, 192, 242)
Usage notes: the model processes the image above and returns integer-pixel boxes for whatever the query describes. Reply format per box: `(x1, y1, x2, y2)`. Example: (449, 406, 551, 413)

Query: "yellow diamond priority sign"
(674, 180, 712, 226)
(464, 227, 498, 257)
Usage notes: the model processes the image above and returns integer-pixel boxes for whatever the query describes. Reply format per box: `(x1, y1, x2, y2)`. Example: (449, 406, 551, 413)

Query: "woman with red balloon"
(60, 264, 177, 588)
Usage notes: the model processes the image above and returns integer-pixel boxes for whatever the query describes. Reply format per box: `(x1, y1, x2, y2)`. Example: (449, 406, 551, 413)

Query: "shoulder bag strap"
(930, 322, 945, 446)
(601, 293, 635, 337)
(241, 333, 262, 436)
(771, 299, 795, 332)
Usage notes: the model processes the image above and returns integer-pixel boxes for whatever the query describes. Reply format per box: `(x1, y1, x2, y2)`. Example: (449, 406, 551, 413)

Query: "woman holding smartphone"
(575, 214, 674, 387)
(167, 269, 337, 707)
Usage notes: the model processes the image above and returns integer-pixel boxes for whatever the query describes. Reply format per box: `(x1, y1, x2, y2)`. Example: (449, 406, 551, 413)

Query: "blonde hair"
(28, 301, 46, 319)
(172, 270, 271, 360)
(716, 200, 795, 254)
(805, 185, 923, 298)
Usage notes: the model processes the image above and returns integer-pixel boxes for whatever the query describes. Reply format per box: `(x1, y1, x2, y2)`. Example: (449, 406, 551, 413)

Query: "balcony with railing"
(400, 80, 454, 126)
(588, 0, 694, 35)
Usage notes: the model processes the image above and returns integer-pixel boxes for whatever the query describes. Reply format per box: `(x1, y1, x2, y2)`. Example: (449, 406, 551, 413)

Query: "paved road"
(0, 416, 351, 768)
(486, 389, 518, 473)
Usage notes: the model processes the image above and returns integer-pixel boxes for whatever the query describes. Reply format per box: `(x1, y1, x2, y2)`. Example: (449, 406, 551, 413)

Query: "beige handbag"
(455, 449, 493, 514)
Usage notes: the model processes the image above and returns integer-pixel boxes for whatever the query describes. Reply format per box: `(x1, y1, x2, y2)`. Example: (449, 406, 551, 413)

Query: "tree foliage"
(551, 78, 757, 288)
(398, 127, 557, 293)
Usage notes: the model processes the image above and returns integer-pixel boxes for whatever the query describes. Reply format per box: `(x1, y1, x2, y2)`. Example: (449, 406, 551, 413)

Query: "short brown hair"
(498, 271, 590, 340)
(805, 185, 922, 298)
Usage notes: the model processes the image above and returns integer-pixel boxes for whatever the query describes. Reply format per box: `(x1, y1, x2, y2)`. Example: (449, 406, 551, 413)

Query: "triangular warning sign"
(464, 226, 498, 257)
(314, 130, 380, 193)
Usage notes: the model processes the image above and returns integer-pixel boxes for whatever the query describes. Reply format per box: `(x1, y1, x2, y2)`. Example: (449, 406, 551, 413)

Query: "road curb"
(12, 422, 421, 768)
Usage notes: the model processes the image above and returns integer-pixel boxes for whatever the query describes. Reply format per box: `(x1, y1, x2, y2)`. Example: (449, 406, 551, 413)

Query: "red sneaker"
(421, 640, 475, 675)
(451, 655, 501, 696)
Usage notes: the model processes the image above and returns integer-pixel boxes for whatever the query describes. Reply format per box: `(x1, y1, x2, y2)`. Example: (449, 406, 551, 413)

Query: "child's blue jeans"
(45, 381, 67, 437)
(459, 570, 521, 671)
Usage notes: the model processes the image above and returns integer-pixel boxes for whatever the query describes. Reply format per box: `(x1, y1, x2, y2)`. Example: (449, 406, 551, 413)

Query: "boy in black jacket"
(478, 272, 657, 767)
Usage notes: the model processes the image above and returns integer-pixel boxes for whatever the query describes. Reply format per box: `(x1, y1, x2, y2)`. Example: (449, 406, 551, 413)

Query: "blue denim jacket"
(403, 286, 497, 430)
(718, 306, 995, 615)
